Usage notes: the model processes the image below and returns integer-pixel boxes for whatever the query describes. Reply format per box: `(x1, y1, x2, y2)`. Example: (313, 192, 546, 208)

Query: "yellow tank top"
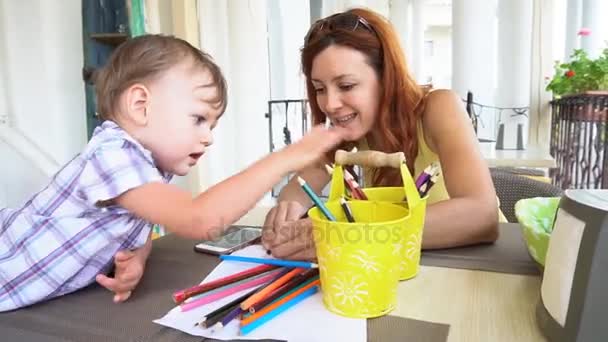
(358, 122, 507, 222)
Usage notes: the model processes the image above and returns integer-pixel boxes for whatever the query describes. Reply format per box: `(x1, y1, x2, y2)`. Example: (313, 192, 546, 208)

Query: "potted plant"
(546, 48, 608, 98)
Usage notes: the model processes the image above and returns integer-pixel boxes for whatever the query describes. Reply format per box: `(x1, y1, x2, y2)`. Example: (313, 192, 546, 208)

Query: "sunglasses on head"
(304, 12, 377, 45)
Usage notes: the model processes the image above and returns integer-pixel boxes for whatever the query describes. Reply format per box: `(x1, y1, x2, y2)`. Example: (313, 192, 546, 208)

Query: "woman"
(262, 8, 501, 260)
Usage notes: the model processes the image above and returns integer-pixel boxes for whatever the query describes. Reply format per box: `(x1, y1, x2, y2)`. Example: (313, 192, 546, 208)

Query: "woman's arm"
(420, 90, 499, 249)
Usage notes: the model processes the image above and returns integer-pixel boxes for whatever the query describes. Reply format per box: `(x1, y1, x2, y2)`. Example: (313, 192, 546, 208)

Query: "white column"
(366, 0, 390, 17)
(410, 0, 425, 83)
(198, 1, 272, 204)
(322, 0, 368, 16)
(581, 0, 608, 58)
(267, 0, 310, 100)
(389, 0, 412, 68)
(564, 0, 582, 59)
(452, 0, 498, 140)
(496, 0, 533, 149)
(528, 0, 554, 151)
(497, 0, 533, 108)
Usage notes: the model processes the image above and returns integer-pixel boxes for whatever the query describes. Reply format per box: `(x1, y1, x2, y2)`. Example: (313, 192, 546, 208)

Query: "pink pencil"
(173, 264, 276, 303)
(180, 269, 283, 312)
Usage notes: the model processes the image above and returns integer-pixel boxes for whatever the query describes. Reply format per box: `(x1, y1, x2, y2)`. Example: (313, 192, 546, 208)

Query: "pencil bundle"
(173, 257, 320, 335)
(324, 164, 367, 200)
(415, 162, 440, 197)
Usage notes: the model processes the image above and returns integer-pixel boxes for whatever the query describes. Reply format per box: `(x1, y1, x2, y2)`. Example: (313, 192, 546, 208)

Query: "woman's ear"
(124, 83, 150, 126)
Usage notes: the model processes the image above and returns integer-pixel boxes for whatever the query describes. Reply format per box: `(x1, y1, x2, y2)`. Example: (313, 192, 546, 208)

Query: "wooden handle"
(335, 150, 405, 168)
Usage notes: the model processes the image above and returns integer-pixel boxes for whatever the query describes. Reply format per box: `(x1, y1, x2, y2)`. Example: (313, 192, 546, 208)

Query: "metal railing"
(265, 99, 310, 197)
(549, 92, 608, 189)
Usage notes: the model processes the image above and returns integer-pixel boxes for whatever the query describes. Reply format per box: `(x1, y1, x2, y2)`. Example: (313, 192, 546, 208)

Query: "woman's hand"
(262, 201, 317, 260)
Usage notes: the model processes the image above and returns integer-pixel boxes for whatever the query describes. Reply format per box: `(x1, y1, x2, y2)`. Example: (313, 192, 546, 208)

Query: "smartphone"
(194, 225, 262, 255)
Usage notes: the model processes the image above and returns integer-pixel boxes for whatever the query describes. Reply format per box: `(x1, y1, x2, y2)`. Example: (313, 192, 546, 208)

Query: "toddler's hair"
(94, 34, 227, 121)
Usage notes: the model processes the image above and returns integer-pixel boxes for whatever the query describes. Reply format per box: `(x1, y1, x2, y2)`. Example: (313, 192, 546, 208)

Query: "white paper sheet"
(154, 245, 366, 342)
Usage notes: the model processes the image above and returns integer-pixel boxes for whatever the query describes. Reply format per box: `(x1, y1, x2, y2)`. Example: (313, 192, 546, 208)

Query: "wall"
(0, 0, 86, 207)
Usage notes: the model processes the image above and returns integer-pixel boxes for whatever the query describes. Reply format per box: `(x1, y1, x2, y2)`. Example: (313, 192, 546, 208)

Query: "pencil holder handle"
(335, 150, 405, 169)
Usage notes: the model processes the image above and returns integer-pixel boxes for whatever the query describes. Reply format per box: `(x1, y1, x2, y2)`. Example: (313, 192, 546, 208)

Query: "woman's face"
(310, 45, 381, 142)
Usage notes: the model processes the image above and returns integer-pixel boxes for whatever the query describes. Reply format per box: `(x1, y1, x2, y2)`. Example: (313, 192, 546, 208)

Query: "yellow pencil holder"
(309, 200, 408, 318)
(330, 150, 428, 281)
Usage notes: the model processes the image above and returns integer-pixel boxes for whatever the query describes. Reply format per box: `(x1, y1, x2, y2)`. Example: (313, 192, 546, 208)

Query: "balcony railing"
(549, 92, 608, 189)
(265, 99, 310, 197)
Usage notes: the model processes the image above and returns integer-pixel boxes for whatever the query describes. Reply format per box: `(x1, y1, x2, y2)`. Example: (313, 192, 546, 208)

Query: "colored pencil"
(184, 269, 276, 304)
(297, 176, 336, 221)
(420, 174, 439, 198)
(248, 269, 319, 313)
(325, 164, 366, 200)
(219, 255, 318, 269)
(239, 268, 304, 310)
(241, 278, 320, 325)
(210, 304, 244, 331)
(239, 285, 319, 336)
(339, 197, 356, 222)
(343, 169, 368, 200)
(180, 269, 285, 312)
(173, 264, 277, 303)
(415, 162, 439, 189)
(195, 287, 258, 328)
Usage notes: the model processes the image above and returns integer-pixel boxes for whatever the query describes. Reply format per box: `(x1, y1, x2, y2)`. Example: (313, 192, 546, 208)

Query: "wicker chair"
(490, 168, 563, 222)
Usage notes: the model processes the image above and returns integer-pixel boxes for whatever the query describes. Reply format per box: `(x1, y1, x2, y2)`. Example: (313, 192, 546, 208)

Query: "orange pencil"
(239, 267, 303, 310)
(240, 279, 321, 326)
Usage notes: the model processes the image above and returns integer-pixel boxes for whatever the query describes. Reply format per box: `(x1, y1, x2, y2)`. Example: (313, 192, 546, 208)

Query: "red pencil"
(343, 170, 367, 200)
(324, 164, 367, 200)
(173, 264, 278, 304)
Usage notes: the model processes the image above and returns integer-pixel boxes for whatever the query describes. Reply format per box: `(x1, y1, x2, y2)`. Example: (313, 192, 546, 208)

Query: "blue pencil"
(296, 176, 336, 221)
(239, 285, 319, 336)
(219, 255, 319, 269)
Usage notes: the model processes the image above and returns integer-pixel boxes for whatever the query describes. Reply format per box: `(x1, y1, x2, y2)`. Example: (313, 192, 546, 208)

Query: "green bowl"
(514, 197, 561, 267)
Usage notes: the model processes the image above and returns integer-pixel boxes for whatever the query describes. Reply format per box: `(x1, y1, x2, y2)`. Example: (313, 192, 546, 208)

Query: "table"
(237, 208, 547, 342)
(394, 266, 543, 341)
(479, 142, 556, 168)
(0, 209, 547, 341)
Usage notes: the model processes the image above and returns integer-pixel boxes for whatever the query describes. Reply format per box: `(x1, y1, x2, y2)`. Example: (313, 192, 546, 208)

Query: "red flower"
(565, 70, 575, 78)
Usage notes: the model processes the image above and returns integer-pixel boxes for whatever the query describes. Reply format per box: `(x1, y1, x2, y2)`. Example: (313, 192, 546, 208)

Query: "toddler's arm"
(114, 126, 345, 240)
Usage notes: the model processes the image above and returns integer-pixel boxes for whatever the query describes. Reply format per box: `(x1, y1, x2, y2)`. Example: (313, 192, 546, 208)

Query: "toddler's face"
(142, 62, 223, 176)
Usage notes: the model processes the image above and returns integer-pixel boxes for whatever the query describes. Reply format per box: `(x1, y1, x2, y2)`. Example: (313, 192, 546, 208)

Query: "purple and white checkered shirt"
(0, 121, 172, 311)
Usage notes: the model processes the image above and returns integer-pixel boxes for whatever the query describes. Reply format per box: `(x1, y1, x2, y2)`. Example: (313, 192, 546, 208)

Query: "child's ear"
(124, 83, 150, 126)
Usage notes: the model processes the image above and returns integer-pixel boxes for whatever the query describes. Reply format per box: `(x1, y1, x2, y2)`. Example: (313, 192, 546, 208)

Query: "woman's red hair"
(301, 8, 426, 186)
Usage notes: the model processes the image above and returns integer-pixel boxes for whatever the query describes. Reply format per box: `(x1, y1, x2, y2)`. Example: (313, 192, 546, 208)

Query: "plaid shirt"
(0, 121, 172, 311)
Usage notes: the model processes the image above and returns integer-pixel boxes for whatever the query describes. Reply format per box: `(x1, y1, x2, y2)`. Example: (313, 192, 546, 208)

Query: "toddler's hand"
(96, 248, 149, 303)
(282, 125, 346, 172)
